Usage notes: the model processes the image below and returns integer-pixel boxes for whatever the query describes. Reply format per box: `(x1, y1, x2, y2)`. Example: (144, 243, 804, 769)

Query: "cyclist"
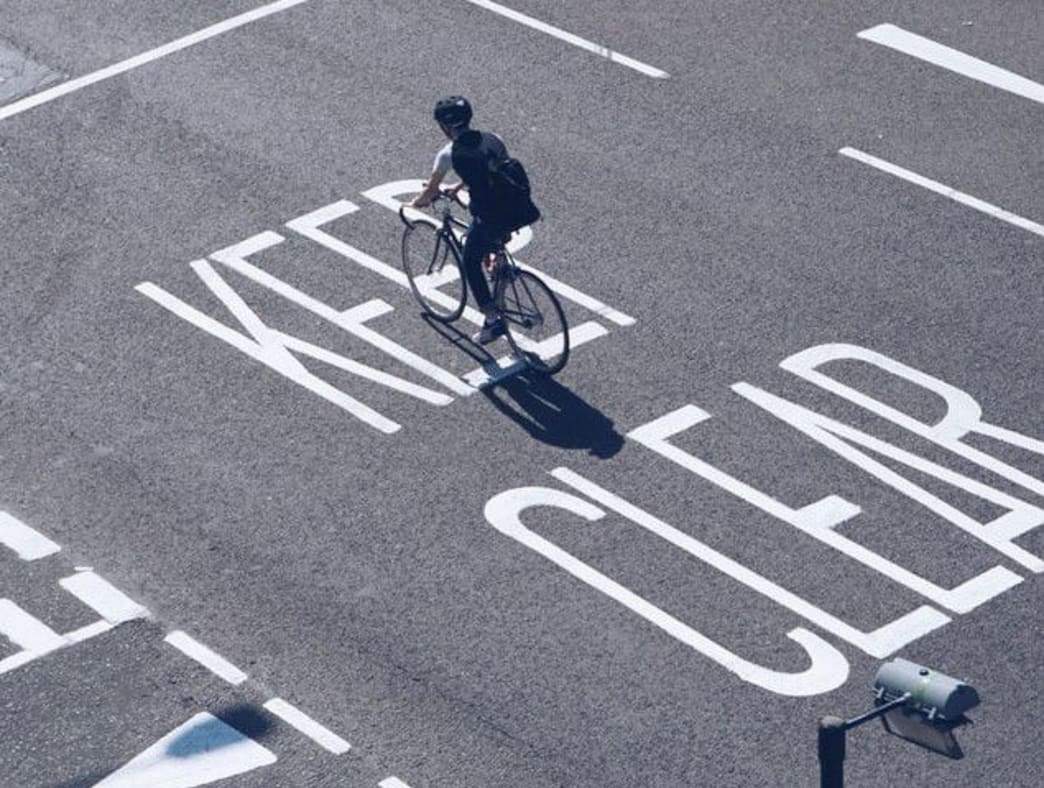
(410, 96, 510, 344)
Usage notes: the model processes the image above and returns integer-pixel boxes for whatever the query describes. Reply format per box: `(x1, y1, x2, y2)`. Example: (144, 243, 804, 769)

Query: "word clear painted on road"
(486, 343, 1043, 696)
(138, 179, 634, 435)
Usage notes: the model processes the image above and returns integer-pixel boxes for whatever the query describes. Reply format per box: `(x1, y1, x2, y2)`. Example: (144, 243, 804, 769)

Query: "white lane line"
(858, 23, 1044, 105)
(263, 698, 351, 754)
(59, 571, 150, 624)
(840, 147, 1044, 238)
(0, 512, 61, 560)
(379, 778, 412, 788)
(165, 630, 248, 685)
(458, 0, 669, 79)
(0, 0, 313, 122)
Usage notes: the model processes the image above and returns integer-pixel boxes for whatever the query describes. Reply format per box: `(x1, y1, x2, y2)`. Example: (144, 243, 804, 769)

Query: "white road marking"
(210, 231, 471, 398)
(0, 599, 65, 654)
(781, 344, 1044, 498)
(628, 405, 1022, 613)
(360, 181, 534, 256)
(485, 484, 849, 696)
(263, 698, 351, 754)
(379, 779, 413, 788)
(550, 468, 949, 658)
(95, 711, 276, 787)
(138, 261, 404, 435)
(858, 23, 1044, 105)
(64, 619, 114, 644)
(462, 320, 608, 388)
(840, 147, 1044, 238)
(0, 0, 313, 122)
(360, 182, 638, 327)
(458, 0, 669, 79)
(59, 571, 149, 624)
(287, 200, 489, 332)
(273, 331, 452, 405)
(733, 381, 1044, 572)
(0, 512, 60, 560)
(164, 630, 248, 685)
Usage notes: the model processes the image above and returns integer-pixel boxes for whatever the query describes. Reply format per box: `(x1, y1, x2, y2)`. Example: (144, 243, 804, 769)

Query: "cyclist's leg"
(462, 217, 496, 317)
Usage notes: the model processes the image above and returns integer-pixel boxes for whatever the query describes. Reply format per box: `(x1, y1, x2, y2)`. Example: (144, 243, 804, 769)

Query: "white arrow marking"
(95, 712, 276, 787)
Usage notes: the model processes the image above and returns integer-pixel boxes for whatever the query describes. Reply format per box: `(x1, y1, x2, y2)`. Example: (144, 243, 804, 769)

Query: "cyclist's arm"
(411, 170, 445, 208)
(412, 143, 457, 208)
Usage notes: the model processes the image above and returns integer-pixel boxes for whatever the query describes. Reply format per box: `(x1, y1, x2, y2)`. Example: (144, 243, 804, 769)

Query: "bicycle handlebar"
(398, 187, 468, 227)
(437, 187, 467, 208)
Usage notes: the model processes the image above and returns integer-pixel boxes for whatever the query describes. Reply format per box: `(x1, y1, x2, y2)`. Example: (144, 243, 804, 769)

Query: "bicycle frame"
(399, 194, 519, 299)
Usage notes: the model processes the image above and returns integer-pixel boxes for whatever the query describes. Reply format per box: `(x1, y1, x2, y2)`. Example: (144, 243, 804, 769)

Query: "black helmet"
(433, 96, 472, 129)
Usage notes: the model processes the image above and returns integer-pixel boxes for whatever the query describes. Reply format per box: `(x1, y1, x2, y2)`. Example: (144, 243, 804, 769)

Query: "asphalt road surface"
(1, 1, 1041, 786)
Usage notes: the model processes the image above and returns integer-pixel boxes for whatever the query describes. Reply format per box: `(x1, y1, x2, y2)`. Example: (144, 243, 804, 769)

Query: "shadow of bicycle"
(484, 372, 624, 459)
(420, 314, 623, 458)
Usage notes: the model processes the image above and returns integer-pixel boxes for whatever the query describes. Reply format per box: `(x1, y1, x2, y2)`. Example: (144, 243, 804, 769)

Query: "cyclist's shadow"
(421, 315, 624, 459)
(484, 371, 624, 458)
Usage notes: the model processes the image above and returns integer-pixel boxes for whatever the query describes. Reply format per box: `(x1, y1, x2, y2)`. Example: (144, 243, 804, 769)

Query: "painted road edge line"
(839, 147, 1044, 239)
(165, 630, 248, 685)
(458, 0, 669, 79)
(858, 23, 1044, 106)
(0, 0, 313, 122)
(263, 698, 351, 754)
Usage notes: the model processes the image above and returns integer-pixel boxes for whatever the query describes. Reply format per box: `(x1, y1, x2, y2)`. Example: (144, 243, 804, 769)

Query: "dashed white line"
(263, 698, 351, 754)
(0, 0, 313, 122)
(858, 23, 1044, 106)
(0, 511, 61, 560)
(379, 778, 413, 788)
(164, 630, 248, 685)
(839, 147, 1044, 238)
(59, 571, 150, 624)
(458, 0, 669, 79)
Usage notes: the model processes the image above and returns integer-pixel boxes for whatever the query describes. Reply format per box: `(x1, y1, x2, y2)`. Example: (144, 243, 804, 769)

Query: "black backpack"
(488, 156, 541, 234)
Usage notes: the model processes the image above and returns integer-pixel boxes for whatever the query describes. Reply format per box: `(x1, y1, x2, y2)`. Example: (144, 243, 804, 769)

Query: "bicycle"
(398, 189, 570, 375)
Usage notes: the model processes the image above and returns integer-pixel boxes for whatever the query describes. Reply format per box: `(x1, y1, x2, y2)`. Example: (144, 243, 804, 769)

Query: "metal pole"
(818, 715, 846, 788)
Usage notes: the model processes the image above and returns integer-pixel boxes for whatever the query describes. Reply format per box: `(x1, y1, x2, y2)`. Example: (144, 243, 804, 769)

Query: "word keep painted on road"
(137, 179, 634, 435)
(485, 344, 1043, 696)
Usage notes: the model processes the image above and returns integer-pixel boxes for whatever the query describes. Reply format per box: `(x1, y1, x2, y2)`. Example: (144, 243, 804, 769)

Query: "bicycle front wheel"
(500, 269, 570, 374)
(401, 222, 466, 322)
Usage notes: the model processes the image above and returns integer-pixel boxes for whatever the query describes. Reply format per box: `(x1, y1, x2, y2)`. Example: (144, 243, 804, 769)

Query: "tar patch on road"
(0, 40, 62, 104)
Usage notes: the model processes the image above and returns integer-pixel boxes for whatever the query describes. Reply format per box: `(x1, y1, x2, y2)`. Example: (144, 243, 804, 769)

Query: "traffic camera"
(872, 658, 980, 758)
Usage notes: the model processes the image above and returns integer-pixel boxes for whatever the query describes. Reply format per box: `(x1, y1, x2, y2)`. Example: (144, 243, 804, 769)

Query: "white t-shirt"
(431, 133, 505, 180)
(432, 141, 454, 180)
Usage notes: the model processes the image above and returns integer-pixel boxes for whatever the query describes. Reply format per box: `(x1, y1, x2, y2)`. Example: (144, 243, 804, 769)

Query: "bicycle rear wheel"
(499, 269, 570, 374)
(401, 222, 466, 322)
